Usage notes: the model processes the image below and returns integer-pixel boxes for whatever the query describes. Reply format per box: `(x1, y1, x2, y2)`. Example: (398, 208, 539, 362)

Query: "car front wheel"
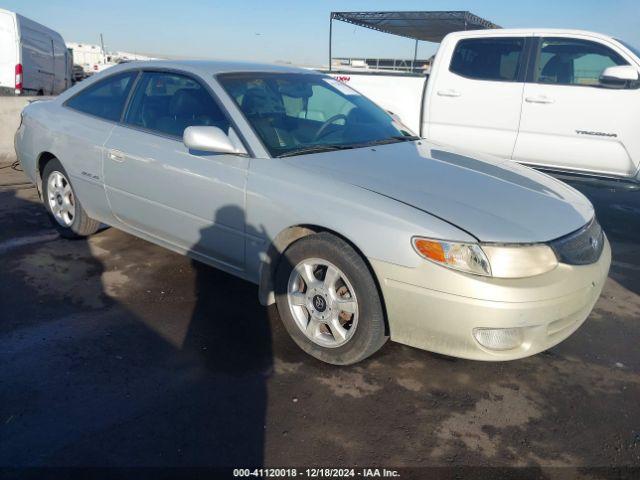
(275, 232, 388, 365)
(42, 158, 100, 238)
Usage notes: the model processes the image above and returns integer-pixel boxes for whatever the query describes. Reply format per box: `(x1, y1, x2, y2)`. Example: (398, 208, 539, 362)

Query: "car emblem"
(312, 295, 327, 312)
(590, 236, 599, 250)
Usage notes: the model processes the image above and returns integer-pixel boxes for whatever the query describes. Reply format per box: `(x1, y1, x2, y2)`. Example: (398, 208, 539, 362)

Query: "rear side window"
(124, 71, 229, 138)
(66, 71, 137, 121)
(535, 38, 628, 86)
(450, 38, 525, 82)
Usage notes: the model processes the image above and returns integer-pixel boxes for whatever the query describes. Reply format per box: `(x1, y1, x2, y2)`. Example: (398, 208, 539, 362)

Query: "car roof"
(445, 28, 618, 42)
(54, 59, 322, 104)
(109, 59, 315, 76)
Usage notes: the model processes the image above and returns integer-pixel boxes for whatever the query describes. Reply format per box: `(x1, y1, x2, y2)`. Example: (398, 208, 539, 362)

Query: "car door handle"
(108, 149, 125, 162)
(437, 89, 461, 97)
(525, 95, 555, 104)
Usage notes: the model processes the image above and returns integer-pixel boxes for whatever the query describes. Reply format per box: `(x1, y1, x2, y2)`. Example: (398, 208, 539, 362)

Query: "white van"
(0, 8, 71, 96)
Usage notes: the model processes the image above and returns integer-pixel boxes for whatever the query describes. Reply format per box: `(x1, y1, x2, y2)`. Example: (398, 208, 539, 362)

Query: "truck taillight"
(15, 64, 23, 95)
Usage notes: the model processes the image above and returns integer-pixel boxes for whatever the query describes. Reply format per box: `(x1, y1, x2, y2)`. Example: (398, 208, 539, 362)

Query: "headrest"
(169, 88, 205, 117)
(241, 88, 285, 116)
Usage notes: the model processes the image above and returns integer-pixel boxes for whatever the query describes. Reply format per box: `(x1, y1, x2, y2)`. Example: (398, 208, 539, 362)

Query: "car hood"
(286, 141, 594, 243)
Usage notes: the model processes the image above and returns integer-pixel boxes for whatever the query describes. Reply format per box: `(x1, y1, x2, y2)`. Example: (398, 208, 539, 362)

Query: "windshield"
(616, 38, 640, 59)
(217, 73, 415, 157)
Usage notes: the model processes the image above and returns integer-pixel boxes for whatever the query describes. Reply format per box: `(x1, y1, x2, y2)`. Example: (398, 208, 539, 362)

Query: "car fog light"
(473, 327, 524, 351)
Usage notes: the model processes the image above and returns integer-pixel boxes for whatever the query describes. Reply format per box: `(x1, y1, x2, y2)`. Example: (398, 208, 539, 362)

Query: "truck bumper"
(370, 237, 611, 361)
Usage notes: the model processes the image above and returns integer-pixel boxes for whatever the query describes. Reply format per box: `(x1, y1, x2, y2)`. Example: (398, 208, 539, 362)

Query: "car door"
(426, 35, 529, 159)
(103, 70, 249, 270)
(513, 35, 640, 178)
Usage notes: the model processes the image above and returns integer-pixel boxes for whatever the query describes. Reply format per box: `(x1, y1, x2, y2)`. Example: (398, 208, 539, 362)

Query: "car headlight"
(482, 244, 558, 278)
(412, 238, 491, 276)
(412, 237, 558, 278)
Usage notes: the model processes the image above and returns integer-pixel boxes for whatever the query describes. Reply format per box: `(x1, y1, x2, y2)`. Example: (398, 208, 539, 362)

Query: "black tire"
(275, 232, 388, 365)
(42, 158, 100, 239)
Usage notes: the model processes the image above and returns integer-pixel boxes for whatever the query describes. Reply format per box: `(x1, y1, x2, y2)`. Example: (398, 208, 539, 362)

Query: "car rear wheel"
(42, 159, 100, 238)
(275, 232, 388, 365)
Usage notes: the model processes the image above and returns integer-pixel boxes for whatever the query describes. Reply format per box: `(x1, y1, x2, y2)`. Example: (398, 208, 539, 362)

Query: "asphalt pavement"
(1, 162, 639, 476)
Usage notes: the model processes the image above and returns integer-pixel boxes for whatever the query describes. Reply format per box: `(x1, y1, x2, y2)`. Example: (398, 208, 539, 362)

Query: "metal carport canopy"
(330, 11, 501, 43)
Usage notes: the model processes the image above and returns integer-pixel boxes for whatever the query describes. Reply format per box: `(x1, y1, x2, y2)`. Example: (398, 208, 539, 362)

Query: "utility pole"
(100, 33, 106, 60)
(328, 14, 333, 71)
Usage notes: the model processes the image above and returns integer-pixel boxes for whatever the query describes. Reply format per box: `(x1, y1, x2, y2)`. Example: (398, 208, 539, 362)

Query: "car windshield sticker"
(325, 78, 359, 96)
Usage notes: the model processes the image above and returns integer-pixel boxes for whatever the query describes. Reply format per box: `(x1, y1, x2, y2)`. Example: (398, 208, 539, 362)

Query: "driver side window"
(535, 38, 628, 86)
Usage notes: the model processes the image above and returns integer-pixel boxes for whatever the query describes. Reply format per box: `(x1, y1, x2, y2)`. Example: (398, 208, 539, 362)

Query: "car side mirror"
(183, 126, 244, 154)
(599, 65, 639, 88)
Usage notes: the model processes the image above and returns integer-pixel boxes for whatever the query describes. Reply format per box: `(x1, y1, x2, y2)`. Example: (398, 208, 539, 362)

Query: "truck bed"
(321, 70, 429, 135)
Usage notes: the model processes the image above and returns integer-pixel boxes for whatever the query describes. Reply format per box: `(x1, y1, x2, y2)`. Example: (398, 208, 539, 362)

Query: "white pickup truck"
(328, 29, 640, 185)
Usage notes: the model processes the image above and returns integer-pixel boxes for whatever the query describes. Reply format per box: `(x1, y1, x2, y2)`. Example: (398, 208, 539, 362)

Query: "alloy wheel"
(287, 258, 359, 348)
(47, 171, 75, 227)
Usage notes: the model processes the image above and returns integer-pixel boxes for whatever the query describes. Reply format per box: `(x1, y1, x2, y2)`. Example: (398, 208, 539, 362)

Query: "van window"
(450, 38, 525, 82)
(124, 71, 229, 138)
(535, 38, 628, 86)
(66, 71, 137, 121)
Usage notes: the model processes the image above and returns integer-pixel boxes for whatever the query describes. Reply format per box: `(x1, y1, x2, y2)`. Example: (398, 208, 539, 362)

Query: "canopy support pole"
(412, 39, 419, 72)
(328, 15, 333, 71)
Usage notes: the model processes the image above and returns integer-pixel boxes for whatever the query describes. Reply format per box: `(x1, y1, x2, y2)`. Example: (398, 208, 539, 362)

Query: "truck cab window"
(535, 38, 628, 86)
(450, 38, 525, 82)
(65, 71, 137, 121)
(124, 71, 230, 138)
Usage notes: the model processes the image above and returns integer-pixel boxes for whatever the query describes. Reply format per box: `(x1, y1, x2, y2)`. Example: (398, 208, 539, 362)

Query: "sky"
(3, 0, 640, 66)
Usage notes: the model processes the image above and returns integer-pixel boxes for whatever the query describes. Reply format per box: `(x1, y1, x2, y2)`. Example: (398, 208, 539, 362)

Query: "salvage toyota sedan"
(15, 61, 611, 365)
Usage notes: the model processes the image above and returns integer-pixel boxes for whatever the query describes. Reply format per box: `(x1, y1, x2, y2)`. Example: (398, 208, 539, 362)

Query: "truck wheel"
(275, 232, 388, 365)
(42, 158, 100, 238)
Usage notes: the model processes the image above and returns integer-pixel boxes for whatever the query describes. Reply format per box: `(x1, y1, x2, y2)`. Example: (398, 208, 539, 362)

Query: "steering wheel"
(313, 114, 348, 141)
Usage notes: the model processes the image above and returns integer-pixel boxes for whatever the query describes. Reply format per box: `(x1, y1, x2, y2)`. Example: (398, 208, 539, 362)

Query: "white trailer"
(0, 8, 71, 95)
(66, 42, 106, 75)
(66, 42, 156, 76)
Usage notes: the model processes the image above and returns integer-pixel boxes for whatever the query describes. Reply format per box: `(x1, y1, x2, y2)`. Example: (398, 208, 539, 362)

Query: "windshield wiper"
(277, 145, 354, 158)
(350, 135, 421, 148)
(389, 135, 421, 142)
(277, 136, 420, 158)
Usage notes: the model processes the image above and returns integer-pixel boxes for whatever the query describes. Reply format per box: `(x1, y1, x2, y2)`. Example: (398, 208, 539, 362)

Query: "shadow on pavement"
(0, 189, 275, 468)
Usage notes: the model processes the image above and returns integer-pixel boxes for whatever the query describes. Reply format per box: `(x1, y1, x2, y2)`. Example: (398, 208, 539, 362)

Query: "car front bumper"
(371, 236, 611, 361)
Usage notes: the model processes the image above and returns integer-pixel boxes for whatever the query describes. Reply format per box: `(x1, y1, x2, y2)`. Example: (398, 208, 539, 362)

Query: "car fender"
(246, 157, 475, 305)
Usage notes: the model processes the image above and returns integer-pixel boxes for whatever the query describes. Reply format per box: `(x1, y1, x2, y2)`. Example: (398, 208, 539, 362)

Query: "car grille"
(549, 217, 604, 265)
